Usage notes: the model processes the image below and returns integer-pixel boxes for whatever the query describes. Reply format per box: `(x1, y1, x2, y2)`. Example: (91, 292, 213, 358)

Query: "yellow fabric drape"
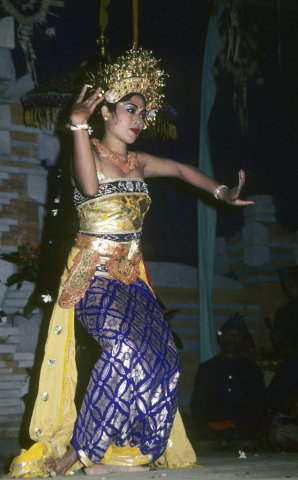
(152, 409, 198, 469)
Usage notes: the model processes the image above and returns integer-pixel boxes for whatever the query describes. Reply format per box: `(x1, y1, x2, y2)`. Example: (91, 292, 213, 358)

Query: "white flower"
(238, 450, 247, 459)
(106, 92, 116, 102)
(52, 209, 58, 216)
(45, 28, 56, 38)
(147, 109, 155, 118)
(88, 126, 93, 135)
(41, 294, 53, 303)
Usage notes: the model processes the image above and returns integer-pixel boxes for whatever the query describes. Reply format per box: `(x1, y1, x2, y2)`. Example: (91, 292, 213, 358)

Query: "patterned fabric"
(72, 276, 180, 464)
(58, 177, 151, 307)
(76, 192, 151, 236)
(74, 178, 149, 208)
(81, 231, 142, 242)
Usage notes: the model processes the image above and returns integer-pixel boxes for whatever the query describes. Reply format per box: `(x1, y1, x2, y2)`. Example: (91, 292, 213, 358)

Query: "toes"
(44, 458, 57, 475)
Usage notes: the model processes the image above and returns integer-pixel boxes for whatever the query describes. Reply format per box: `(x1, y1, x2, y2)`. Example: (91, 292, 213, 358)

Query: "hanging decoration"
(21, 60, 96, 129)
(142, 102, 177, 141)
(1, 0, 64, 85)
(213, 0, 264, 134)
(132, 0, 138, 48)
(20, 0, 177, 140)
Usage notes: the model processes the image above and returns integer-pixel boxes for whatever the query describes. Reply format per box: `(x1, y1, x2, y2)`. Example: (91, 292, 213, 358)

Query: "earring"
(103, 114, 109, 121)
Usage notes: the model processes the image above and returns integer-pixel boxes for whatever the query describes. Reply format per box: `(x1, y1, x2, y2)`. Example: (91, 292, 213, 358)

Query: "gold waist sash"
(77, 194, 151, 234)
(58, 233, 142, 309)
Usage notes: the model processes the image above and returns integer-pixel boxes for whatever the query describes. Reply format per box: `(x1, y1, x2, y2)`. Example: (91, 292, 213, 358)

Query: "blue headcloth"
(219, 313, 250, 339)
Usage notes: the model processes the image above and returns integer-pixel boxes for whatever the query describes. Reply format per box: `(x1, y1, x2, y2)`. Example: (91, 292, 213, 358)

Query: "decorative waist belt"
(79, 230, 142, 242)
(58, 232, 142, 309)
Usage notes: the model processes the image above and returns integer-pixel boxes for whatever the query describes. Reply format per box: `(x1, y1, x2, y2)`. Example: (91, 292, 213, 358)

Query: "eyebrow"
(124, 103, 146, 111)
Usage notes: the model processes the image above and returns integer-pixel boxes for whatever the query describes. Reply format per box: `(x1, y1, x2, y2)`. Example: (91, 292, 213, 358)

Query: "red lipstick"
(130, 128, 138, 134)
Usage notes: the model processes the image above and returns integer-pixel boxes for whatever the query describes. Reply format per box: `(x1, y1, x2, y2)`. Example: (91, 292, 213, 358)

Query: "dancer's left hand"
(220, 170, 255, 206)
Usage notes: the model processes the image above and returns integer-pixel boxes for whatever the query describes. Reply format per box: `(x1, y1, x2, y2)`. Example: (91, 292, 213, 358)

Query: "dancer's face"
(106, 95, 146, 145)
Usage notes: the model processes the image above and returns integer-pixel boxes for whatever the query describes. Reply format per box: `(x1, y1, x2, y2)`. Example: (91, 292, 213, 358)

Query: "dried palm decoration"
(213, 0, 265, 134)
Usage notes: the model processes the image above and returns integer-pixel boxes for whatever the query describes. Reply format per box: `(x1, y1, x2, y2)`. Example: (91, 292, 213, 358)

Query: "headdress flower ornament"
(86, 47, 167, 128)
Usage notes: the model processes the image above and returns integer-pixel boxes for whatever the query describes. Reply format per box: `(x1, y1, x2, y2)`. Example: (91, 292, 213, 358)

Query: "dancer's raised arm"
(138, 152, 254, 206)
(69, 86, 104, 196)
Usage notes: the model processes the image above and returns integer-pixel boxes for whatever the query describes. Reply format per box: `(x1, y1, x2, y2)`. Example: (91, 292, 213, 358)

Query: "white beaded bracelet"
(67, 124, 93, 135)
(214, 185, 228, 200)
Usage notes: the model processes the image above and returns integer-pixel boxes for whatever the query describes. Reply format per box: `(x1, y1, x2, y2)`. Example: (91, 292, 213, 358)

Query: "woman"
(9, 48, 253, 478)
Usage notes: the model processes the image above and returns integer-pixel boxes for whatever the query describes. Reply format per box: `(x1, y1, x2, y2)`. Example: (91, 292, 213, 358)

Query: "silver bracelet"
(214, 185, 228, 200)
(68, 124, 93, 135)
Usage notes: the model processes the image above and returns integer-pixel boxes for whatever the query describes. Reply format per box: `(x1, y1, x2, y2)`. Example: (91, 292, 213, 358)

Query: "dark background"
(3, 0, 298, 267)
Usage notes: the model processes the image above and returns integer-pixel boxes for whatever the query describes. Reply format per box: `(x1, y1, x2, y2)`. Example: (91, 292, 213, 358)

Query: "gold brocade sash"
(105, 241, 142, 285)
(58, 233, 142, 308)
(77, 194, 151, 235)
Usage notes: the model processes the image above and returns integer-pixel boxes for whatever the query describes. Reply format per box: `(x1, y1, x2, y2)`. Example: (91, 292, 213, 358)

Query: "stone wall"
(0, 324, 31, 439)
(215, 195, 298, 349)
(0, 17, 60, 315)
(0, 17, 58, 441)
(0, 101, 49, 313)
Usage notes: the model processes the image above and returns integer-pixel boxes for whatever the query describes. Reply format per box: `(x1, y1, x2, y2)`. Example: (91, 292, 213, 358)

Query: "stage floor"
(1, 451, 297, 479)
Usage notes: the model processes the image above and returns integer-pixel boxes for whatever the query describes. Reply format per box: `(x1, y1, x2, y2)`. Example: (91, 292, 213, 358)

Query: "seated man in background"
(190, 314, 265, 438)
(271, 266, 298, 354)
(265, 352, 298, 450)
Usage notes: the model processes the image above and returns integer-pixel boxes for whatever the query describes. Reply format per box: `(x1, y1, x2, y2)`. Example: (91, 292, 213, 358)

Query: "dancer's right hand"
(69, 86, 104, 125)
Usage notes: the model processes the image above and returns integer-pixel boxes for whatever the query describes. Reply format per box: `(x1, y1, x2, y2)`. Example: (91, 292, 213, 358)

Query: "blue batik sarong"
(72, 275, 180, 464)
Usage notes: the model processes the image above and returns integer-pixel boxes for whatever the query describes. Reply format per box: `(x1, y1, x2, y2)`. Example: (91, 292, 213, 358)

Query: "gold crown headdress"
(86, 47, 167, 128)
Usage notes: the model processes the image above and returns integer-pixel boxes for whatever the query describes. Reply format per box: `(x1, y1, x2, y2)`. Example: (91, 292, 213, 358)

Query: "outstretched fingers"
(87, 88, 105, 111)
(76, 85, 89, 103)
(237, 170, 255, 204)
(232, 170, 252, 204)
(76, 86, 104, 107)
(223, 170, 255, 206)
(69, 87, 105, 125)
(236, 169, 245, 195)
(234, 198, 255, 206)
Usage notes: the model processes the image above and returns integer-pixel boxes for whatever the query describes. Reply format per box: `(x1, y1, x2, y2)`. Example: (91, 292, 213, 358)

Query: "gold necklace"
(91, 139, 139, 175)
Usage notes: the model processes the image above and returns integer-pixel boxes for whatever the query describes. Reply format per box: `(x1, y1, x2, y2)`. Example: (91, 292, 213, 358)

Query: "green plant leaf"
(24, 299, 35, 317)
(5, 273, 21, 286)
(171, 330, 183, 350)
(156, 294, 166, 310)
(0, 253, 21, 264)
(164, 309, 180, 322)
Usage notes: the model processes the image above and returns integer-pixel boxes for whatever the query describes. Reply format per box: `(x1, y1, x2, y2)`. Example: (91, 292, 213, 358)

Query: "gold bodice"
(74, 178, 151, 235)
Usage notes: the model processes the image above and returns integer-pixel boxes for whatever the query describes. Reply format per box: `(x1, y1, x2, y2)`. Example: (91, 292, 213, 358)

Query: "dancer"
(9, 48, 253, 478)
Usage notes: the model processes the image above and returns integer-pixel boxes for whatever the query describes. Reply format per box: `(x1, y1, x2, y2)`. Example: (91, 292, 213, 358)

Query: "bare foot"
(85, 464, 149, 475)
(44, 446, 78, 477)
